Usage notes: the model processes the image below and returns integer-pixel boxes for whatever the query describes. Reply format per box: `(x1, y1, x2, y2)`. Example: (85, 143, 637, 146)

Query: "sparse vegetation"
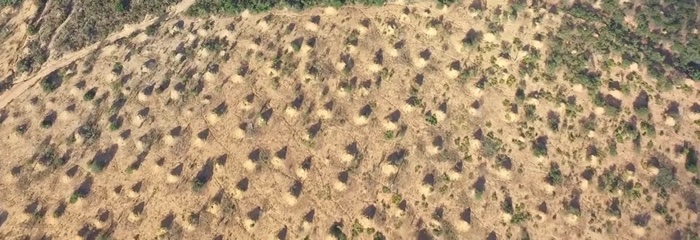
(547, 163, 563, 186)
(1, 1, 699, 238)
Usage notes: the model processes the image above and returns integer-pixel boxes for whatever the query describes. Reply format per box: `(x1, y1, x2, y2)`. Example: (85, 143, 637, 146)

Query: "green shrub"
(425, 114, 438, 126)
(109, 121, 120, 131)
(69, 191, 85, 203)
(192, 178, 206, 192)
(116, 0, 129, 12)
(83, 90, 96, 101)
(685, 147, 698, 173)
(0, 0, 21, 7)
(547, 164, 563, 185)
(384, 130, 394, 140)
(481, 133, 502, 158)
(652, 163, 678, 190)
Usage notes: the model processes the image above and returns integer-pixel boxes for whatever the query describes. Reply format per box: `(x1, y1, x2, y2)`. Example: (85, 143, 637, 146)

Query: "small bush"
(90, 161, 106, 173)
(425, 114, 438, 126)
(330, 222, 348, 240)
(192, 178, 206, 192)
(41, 75, 62, 93)
(112, 62, 123, 75)
(463, 29, 484, 47)
(384, 130, 394, 140)
(116, 0, 129, 12)
(109, 121, 120, 131)
(482, 133, 502, 158)
(685, 147, 698, 173)
(652, 163, 678, 190)
(15, 124, 28, 134)
(83, 90, 96, 101)
(0, 0, 22, 7)
(547, 163, 563, 185)
(69, 191, 85, 203)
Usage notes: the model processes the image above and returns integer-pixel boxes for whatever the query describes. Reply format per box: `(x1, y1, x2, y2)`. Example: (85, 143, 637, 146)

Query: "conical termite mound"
(128, 202, 145, 222)
(359, 204, 377, 227)
(403, 96, 422, 112)
(92, 210, 111, 229)
(285, 94, 304, 117)
(192, 128, 209, 148)
(383, 149, 407, 176)
(427, 135, 444, 155)
(334, 170, 349, 191)
(468, 99, 481, 115)
(369, 48, 384, 72)
(420, 173, 436, 195)
(234, 177, 249, 198)
(167, 163, 183, 183)
(22, 200, 46, 222)
(298, 209, 314, 233)
(690, 103, 700, 120)
(243, 206, 263, 231)
(316, 100, 334, 119)
(290, 37, 305, 53)
(203, 63, 219, 82)
(271, 146, 288, 169)
(258, 104, 274, 125)
(206, 190, 225, 217)
(214, 154, 227, 172)
(52, 202, 67, 220)
(455, 208, 472, 231)
(171, 82, 184, 100)
(448, 161, 464, 180)
(240, 93, 255, 110)
(63, 165, 79, 183)
(354, 104, 373, 125)
(435, 101, 448, 121)
(245, 148, 270, 171)
(305, 15, 321, 31)
(159, 212, 176, 232)
(284, 180, 304, 206)
(445, 60, 461, 79)
(473, 176, 486, 198)
(413, 49, 432, 68)
(277, 226, 288, 240)
(132, 107, 150, 127)
(208, 102, 228, 124)
(383, 109, 401, 130)
(127, 181, 143, 198)
(231, 63, 249, 83)
(137, 85, 154, 103)
(233, 121, 252, 139)
(389, 39, 405, 57)
(338, 76, 357, 96)
(341, 142, 361, 165)
(296, 157, 312, 179)
(192, 159, 214, 192)
(664, 101, 681, 126)
(341, 51, 357, 71)
(126, 152, 147, 174)
(495, 155, 513, 179)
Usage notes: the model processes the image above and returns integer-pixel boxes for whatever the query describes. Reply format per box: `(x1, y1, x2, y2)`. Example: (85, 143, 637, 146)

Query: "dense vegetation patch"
(547, 0, 700, 87)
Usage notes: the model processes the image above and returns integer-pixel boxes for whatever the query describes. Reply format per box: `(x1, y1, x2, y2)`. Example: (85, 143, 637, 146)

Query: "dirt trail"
(46, 1, 75, 52)
(0, 0, 196, 110)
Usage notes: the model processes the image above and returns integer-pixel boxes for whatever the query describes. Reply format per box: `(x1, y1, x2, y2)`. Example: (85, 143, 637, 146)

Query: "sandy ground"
(0, 0, 698, 239)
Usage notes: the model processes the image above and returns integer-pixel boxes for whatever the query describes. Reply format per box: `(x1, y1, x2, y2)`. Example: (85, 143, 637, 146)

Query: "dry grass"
(0, 0, 698, 239)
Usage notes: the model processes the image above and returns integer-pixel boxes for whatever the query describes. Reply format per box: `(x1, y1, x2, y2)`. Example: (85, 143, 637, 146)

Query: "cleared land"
(0, 0, 699, 239)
